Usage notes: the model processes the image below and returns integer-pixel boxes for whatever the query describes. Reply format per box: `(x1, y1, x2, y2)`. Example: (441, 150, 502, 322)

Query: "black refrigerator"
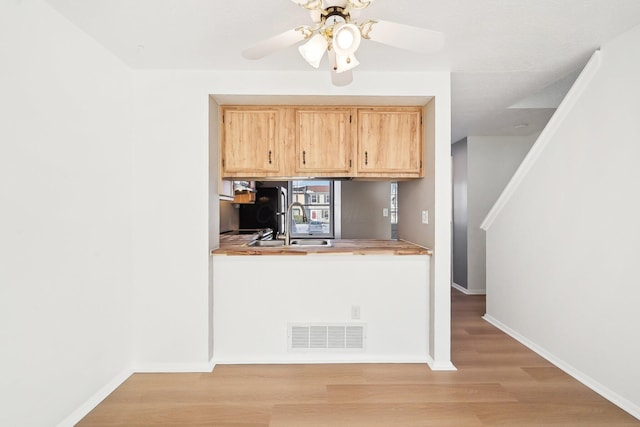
(239, 187, 286, 236)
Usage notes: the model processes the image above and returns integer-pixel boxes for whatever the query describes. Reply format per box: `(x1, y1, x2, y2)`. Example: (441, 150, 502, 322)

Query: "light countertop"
(212, 234, 432, 256)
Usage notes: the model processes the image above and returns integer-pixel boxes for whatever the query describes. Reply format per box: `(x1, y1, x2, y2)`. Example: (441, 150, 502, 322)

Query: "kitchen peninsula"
(211, 235, 432, 364)
(210, 99, 453, 370)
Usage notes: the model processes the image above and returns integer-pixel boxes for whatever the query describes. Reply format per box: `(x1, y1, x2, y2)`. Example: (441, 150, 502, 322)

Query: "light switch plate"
(382, 208, 389, 217)
(421, 210, 429, 224)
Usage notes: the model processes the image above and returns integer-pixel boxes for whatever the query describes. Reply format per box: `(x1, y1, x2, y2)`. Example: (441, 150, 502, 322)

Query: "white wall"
(0, 2, 134, 426)
(483, 25, 640, 418)
(466, 134, 536, 293)
(451, 138, 468, 289)
(130, 72, 212, 371)
(398, 95, 454, 369)
(212, 255, 429, 363)
(341, 181, 392, 239)
(208, 97, 220, 362)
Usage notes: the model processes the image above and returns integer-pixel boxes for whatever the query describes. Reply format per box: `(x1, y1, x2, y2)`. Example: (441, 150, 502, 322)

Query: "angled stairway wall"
(482, 24, 640, 419)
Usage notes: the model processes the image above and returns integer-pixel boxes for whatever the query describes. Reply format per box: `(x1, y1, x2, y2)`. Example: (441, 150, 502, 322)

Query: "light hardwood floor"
(78, 290, 639, 426)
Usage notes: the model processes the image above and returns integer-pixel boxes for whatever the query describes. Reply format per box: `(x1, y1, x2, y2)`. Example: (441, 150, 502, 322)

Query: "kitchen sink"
(246, 239, 332, 248)
(289, 239, 332, 247)
(246, 240, 285, 247)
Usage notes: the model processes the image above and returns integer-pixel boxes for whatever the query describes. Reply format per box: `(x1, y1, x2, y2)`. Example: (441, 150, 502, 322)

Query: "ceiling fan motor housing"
(323, 6, 350, 24)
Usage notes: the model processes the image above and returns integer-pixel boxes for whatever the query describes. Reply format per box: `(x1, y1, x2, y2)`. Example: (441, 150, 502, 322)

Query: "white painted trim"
(483, 314, 640, 421)
(132, 359, 216, 373)
(213, 357, 430, 364)
(426, 354, 458, 371)
(212, 358, 456, 371)
(480, 50, 603, 231)
(452, 282, 486, 295)
(56, 368, 133, 427)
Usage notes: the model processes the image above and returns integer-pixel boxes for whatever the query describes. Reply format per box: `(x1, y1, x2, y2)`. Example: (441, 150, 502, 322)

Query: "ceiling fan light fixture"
(245, 0, 445, 85)
(298, 33, 328, 68)
(332, 23, 361, 56)
(334, 52, 359, 73)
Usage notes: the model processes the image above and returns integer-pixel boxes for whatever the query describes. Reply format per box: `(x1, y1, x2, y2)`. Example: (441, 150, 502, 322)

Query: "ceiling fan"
(242, 0, 445, 86)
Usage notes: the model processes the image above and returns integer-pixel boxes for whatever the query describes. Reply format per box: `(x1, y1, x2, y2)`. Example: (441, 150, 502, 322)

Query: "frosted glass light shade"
(332, 23, 361, 56)
(334, 52, 359, 73)
(298, 34, 328, 68)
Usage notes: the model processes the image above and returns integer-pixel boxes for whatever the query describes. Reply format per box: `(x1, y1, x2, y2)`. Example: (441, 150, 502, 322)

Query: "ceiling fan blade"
(242, 28, 307, 60)
(364, 19, 444, 54)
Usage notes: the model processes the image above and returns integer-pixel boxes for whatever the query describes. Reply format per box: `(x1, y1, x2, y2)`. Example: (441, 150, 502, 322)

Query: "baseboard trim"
(426, 355, 457, 371)
(132, 359, 216, 373)
(452, 282, 486, 295)
(59, 358, 216, 426)
(56, 368, 133, 427)
(483, 314, 640, 421)
(213, 356, 456, 371)
(213, 357, 430, 365)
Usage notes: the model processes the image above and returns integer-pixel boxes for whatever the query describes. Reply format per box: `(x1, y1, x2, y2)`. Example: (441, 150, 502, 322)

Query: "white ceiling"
(45, 0, 640, 142)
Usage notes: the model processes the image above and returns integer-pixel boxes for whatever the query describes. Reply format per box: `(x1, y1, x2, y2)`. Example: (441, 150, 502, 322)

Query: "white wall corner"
(452, 282, 486, 295)
(480, 50, 603, 231)
(56, 368, 133, 427)
(58, 358, 217, 426)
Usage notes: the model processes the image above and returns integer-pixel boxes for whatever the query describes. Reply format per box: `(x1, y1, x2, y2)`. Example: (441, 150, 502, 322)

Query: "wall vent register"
(288, 323, 365, 351)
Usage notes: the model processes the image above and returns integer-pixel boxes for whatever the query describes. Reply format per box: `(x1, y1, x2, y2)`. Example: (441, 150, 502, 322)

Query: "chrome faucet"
(285, 201, 308, 246)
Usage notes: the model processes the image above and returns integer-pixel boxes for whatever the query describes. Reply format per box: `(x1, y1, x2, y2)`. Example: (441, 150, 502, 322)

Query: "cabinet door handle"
(303, 150, 306, 165)
(365, 151, 368, 166)
(268, 150, 272, 164)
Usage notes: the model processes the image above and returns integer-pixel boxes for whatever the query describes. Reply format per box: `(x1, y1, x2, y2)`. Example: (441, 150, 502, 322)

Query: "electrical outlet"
(421, 210, 429, 224)
(351, 305, 361, 320)
(382, 208, 389, 217)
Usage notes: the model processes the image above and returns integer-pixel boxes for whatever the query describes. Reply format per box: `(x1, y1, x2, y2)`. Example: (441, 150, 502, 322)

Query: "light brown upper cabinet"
(356, 107, 424, 178)
(295, 107, 354, 176)
(220, 105, 424, 180)
(221, 107, 284, 178)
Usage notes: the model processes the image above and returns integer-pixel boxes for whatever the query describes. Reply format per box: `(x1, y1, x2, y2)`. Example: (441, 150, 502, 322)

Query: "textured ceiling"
(45, 0, 640, 142)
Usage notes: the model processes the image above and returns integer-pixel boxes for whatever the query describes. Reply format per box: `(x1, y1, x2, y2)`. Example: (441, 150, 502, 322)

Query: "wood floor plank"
(269, 403, 483, 427)
(327, 383, 517, 403)
(102, 380, 328, 405)
(78, 403, 272, 426)
(520, 366, 575, 382)
(470, 402, 640, 426)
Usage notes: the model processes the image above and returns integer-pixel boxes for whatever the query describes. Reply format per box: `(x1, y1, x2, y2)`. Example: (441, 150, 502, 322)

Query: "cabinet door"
(357, 108, 423, 177)
(295, 108, 353, 175)
(221, 108, 280, 176)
